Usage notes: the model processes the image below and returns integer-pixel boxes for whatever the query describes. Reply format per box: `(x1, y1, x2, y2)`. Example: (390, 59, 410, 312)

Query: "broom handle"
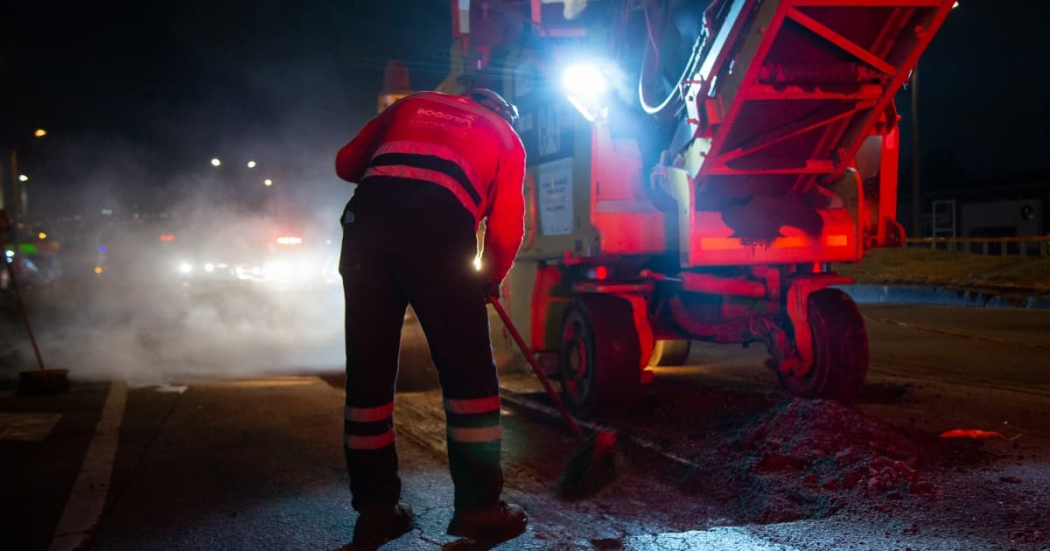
(1, 247, 46, 371)
(489, 296, 583, 440)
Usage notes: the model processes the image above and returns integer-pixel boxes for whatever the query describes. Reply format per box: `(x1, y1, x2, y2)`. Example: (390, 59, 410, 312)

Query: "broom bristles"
(555, 430, 623, 500)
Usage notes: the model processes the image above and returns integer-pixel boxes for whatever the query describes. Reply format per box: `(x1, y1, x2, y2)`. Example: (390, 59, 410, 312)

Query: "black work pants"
(339, 178, 503, 511)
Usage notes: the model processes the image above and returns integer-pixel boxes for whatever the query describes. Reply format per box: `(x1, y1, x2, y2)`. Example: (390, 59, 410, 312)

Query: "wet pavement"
(1, 304, 1049, 549)
(0, 377, 783, 550)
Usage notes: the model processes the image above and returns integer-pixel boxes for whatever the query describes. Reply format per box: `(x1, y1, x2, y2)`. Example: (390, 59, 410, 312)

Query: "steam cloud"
(1, 135, 354, 385)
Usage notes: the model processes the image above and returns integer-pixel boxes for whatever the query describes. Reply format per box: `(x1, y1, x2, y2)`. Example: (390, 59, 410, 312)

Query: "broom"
(0, 210, 68, 395)
(488, 295, 623, 499)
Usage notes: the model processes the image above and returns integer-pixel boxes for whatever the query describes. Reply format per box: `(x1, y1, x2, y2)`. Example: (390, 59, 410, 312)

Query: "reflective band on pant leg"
(447, 425, 503, 443)
(346, 430, 396, 450)
(444, 395, 502, 443)
(345, 402, 394, 422)
(444, 396, 501, 415)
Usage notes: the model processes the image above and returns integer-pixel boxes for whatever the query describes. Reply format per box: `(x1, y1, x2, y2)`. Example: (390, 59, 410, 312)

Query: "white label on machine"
(537, 157, 574, 236)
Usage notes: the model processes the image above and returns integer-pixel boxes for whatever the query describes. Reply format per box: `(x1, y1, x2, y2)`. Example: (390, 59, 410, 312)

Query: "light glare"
(264, 179, 273, 186)
(563, 63, 608, 98)
(211, 158, 222, 167)
(34, 129, 47, 138)
(247, 161, 257, 168)
(18, 174, 28, 182)
(264, 261, 290, 280)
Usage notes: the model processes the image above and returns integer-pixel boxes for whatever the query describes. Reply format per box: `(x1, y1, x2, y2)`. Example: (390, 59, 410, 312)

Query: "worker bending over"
(335, 88, 526, 546)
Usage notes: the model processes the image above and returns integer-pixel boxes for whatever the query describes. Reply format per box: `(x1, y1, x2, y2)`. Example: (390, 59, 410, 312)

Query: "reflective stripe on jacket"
(335, 91, 526, 283)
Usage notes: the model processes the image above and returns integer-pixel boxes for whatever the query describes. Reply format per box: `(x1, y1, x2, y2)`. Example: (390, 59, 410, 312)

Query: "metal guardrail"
(906, 236, 1050, 258)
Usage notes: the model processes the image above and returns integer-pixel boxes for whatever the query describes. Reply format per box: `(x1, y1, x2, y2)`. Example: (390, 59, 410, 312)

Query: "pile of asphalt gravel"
(724, 399, 1048, 547)
(663, 397, 937, 524)
(726, 398, 926, 522)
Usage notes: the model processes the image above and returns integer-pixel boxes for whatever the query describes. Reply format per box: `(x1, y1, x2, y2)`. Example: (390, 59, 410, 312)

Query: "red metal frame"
(590, 125, 668, 255)
(695, 0, 956, 200)
(683, 208, 860, 266)
(877, 124, 903, 246)
(669, 0, 954, 268)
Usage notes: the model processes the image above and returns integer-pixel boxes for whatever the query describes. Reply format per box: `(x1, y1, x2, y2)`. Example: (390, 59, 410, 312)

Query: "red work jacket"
(336, 91, 526, 284)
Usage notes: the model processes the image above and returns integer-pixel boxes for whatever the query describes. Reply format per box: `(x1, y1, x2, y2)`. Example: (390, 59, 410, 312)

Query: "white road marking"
(0, 412, 63, 441)
(48, 382, 128, 551)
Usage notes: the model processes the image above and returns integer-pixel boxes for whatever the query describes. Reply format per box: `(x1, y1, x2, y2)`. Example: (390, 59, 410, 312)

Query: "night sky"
(1, 1, 451, 220)
(1, 1, 1047, 220)
(897, 0, 1050, 189)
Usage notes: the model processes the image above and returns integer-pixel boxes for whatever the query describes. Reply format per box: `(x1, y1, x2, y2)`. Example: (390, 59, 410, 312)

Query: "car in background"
(89, 216, 340, 293)
(229, 233, 340, 290)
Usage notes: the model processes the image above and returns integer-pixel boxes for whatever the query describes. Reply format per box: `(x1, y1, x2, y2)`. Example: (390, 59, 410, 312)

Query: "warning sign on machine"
(537, 157, 574, 236)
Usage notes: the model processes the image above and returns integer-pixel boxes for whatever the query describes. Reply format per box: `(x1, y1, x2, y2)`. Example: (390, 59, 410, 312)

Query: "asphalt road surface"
(1, 302, 1048, 550)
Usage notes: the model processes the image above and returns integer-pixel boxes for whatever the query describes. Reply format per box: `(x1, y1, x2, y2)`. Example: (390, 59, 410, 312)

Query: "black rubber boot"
(446, 501, 527, 542)
(352, 503, 415, 546)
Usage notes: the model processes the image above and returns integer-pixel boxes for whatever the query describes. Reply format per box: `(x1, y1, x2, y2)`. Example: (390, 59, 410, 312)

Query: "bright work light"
(562, 61, 615, 122)
(563, 63, 608, 98)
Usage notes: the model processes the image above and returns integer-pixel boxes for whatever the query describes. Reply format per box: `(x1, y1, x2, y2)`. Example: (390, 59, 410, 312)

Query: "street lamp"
(247, 160, 257, 168)
(210, 158, 222, 167)
(264, 179, 273, 187)
(2, 128, 50, 242)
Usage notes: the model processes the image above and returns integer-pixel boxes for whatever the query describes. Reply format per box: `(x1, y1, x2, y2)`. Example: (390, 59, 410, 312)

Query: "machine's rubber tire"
(648, 339, 692, 366)
(777, 288, 869, 402)
(558, 295, 642, 417)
